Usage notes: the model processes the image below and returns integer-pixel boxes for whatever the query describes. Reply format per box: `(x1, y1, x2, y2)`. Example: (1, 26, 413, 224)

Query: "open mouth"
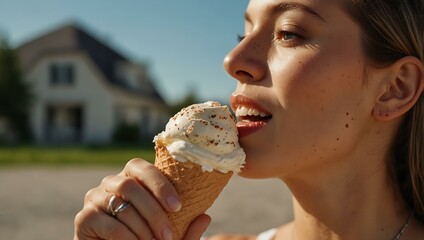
(235, 106, 272, 123)
(230, 94, 273, 138)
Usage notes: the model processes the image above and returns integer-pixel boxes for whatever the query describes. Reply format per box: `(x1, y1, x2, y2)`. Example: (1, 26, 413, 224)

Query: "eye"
(275, 30, 302, 42)
(281, 31, 297, 41)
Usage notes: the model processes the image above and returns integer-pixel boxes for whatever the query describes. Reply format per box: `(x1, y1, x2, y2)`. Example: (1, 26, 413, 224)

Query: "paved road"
(0, 167, 293, 240)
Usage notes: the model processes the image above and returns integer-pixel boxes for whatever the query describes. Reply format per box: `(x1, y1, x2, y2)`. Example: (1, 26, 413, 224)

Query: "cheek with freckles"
(263, 58, 370, 167)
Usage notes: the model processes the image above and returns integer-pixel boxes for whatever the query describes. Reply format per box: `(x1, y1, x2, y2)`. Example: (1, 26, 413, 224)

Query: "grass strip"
(0, 146, 155, 167)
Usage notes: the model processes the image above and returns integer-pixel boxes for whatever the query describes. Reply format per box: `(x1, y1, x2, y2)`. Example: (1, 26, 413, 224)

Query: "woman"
(74, 0, 424, 239)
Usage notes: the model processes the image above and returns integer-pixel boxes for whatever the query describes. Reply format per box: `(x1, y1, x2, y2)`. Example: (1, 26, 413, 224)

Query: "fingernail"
(167, 195, 181, 212)
(162, 226, 173, 240)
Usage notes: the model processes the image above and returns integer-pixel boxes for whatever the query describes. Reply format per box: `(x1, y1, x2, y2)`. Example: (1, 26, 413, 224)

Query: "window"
(49, 63, 75, 86)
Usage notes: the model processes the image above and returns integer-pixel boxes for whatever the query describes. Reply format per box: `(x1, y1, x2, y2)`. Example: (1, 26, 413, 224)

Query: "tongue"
(236, 121, 268, 138)
(236, 121, 267, 127)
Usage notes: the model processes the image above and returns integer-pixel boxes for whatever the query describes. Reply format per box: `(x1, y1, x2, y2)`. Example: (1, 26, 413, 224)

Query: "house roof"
(17, 22, 166, 103)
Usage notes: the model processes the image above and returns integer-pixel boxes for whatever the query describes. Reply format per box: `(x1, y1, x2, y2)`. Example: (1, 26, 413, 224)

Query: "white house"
(17, 23, 170, 144)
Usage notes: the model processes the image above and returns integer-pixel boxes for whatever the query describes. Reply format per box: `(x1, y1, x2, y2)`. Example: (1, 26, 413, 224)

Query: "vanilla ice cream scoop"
(154, 101, 245, 173)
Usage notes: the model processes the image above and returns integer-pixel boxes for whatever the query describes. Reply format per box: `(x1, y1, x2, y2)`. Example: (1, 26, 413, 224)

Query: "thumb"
(183, 214, 211, 240)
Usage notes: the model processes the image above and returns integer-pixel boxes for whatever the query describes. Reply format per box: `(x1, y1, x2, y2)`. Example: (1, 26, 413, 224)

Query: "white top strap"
(256, 228, 277, 240)
(201, 228, 278, 240)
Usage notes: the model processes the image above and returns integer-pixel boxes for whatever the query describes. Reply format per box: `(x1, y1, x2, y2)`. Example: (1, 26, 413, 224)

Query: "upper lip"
(230, 93, 272, 118)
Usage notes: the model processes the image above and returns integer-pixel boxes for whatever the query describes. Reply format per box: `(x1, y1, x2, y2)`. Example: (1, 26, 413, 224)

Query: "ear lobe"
(373, 56, 424, 121)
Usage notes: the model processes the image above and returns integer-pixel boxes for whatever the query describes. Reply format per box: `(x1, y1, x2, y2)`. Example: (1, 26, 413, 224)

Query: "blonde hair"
(342, 0, 424, 221)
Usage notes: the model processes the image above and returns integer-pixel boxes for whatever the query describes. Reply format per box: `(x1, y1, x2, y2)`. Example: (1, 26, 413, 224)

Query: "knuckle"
(74, 208, 94, 227)
(143, 163, 159, 174)
(100, 175, 114, 185)
(83, 188, 96, 203)
(126, 158, 144, 168)
(116, 177, 138, 193)
(74, 211, 85, 227)
(152, 179, 170, 195)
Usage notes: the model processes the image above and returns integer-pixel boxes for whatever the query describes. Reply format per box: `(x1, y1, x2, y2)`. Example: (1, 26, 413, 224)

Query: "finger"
(74, 207, 138, 240)
(121, 158, 182, 213)
(87, 187, 155, 240)
(103, 174, 173, 240)
(114, 204, 154, 240)
(183, 214, 211, 240)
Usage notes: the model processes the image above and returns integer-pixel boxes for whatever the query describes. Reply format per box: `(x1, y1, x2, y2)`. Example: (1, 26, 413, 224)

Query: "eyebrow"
(245, 2, 327, 23)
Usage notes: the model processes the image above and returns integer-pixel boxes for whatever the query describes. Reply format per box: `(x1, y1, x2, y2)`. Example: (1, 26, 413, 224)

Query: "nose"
(223, 34, 267, 83)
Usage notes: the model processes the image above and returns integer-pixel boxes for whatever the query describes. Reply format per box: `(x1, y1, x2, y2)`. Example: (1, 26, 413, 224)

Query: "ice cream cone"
(153, 101, 245, 239)
(154, 142, 233, 240)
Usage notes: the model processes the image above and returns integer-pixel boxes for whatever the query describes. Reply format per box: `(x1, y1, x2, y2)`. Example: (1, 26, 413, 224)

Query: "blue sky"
(0, 1, 247, 104)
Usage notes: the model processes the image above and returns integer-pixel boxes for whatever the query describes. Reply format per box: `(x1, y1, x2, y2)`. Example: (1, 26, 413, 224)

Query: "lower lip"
(236, 121, 268, 138)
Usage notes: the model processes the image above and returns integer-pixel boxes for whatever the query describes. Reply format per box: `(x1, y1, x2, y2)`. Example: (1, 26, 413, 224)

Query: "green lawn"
(0, 145, 155, 167)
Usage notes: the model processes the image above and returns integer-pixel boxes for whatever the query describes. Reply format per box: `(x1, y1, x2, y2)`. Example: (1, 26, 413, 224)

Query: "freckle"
(277, 145, 280, 148)
(337, 138, 340, 141)
(346, 112, 349, 116)
(321, 89, 326, 93)
(321, 107, 324, 111)
(345, 124, 349, 128)
(298, 61, 302, 64)
(386, 114, 389, 117)
(351, 117, 354, 121)
(333, 149, 337, 152)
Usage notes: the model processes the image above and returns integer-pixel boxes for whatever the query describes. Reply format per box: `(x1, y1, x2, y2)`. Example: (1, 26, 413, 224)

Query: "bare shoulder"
(206, 234, 256, 240)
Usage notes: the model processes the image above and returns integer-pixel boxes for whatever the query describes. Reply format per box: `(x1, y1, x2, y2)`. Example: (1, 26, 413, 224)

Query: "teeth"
(236, 106, 269, 117)
(236, 106, 249, 116)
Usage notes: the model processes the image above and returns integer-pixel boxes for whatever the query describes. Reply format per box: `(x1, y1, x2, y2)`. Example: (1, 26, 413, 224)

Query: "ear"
(373, 56, 424, 121)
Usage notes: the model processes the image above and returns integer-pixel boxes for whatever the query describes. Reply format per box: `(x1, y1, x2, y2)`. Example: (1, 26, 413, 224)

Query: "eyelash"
(237, 34, 246, 42)
(237, 31, 303, 45)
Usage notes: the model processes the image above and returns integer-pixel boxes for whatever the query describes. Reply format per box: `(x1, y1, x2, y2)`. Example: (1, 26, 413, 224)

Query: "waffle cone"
(154, 142, 232, 240)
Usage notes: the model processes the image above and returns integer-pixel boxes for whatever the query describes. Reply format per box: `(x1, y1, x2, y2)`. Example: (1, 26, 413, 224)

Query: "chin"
(237, 155, 275, 179)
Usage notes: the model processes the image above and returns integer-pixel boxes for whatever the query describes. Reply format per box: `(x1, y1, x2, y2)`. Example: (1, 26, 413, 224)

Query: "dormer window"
(49, 63, 75, 86)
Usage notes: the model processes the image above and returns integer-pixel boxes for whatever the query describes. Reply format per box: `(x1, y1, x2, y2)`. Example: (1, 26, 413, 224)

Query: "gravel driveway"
(0, 167, 293, 240)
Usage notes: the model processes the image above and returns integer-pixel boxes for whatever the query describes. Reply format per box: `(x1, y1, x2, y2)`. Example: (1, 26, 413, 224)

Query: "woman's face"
(225, 0, 376, 179)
